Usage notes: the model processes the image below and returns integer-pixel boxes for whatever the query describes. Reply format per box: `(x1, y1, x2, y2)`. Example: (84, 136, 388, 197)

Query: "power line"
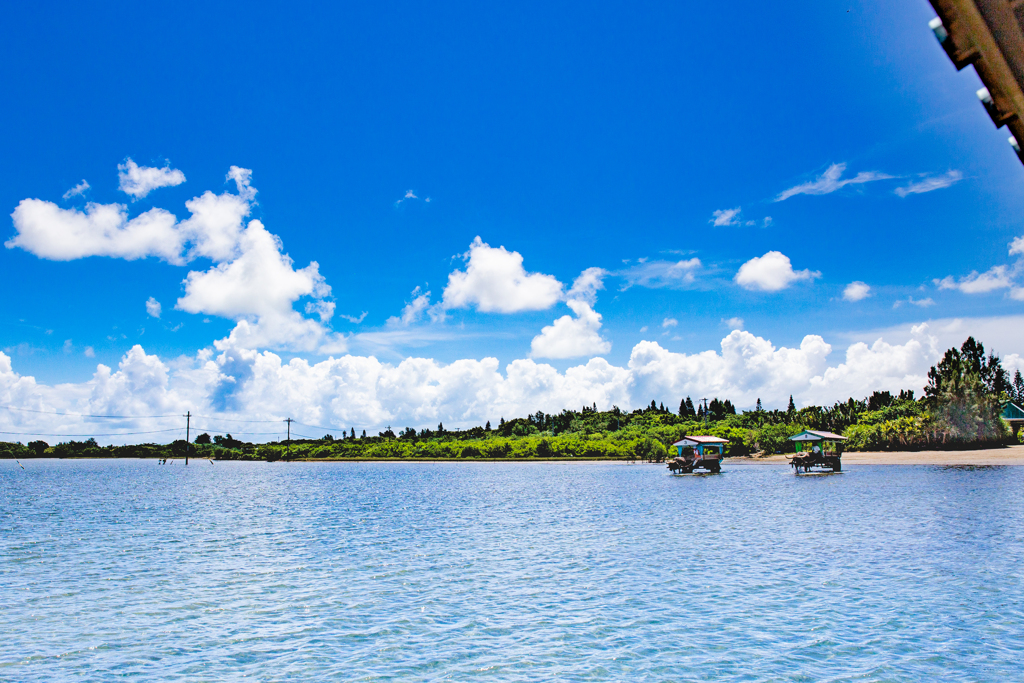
(188, 415, 284, 424)
(1, 405, 182, 419)
(0, 428, 184, 437)
(294, 420, 346, 432)
(289, 431, 324, 440)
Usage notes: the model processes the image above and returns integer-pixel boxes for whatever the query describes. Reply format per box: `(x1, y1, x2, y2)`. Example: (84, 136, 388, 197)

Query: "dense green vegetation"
(3, 338, 1019, 462)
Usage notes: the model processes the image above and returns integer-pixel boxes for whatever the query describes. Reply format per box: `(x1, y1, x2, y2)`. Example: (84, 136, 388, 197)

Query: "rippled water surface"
(2, 460, 1024, 681)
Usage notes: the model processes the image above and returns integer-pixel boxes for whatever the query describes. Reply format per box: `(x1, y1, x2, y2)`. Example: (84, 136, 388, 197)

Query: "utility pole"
(185, 411, 190, 466)
(285, 417, 293, 442)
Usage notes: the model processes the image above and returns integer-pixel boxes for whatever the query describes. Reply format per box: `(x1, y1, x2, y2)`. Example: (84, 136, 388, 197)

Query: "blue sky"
(1, 1, 1023, 441)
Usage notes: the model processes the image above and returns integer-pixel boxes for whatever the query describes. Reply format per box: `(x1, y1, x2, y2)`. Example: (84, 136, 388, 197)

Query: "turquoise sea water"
(1, 460, 1023, 681)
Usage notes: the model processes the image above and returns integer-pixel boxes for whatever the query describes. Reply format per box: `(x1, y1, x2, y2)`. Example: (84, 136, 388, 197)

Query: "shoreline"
(9, 444, 1024, 465)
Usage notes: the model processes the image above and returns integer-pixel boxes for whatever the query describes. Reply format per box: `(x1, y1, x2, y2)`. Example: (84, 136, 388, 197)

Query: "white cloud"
(735, 251, 820, 292)
(662, 318, 678, 328)
(5, 319, 1021, 442)
(711, 207, 742, 226)
(895, 170, 962, 197)
(63, 180, 89, 200)
(530, 300, 612, 359)
(618, 258, 702, 289)
(395, 189, 420, 206)
(118, 159, 186, 199)
(63, 339, 73, 354)
(776, 163, 894, 201)
(10, 163, 340, 354)
(177, 189, 251, 262)
(722, 317, 744, 330)
(84, 347, 95, 358)
(566, 267, 606, 305)
(763, 217, 773, 228)
(6, 165, 257, 265)
(7, 200, 184, 263)
(843, 281, 871, 302)
(893, 296, 935, 308)
(226, 166, 257, 202)
(1009, 236, 1024, 256)
(441, 237, 563, 313)
(388, 287, 433, 326)
(340, 311, 368, 324)
(176, 219, 342, 353)
(146, 297, 162, 318)
(305, 300, 336, 323)
(935, 266, 1012, 294)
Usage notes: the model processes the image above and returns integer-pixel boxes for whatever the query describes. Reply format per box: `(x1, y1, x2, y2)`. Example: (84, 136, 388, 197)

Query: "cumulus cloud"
(146, 297, 162, 318)
(722, 317, 744, 330)
(843, 281, 871, 302)
(776, 163, 894, 201)
(305, 300, 336, 323)
(618, 258, 702, 289)
(118, 159, 186, 199)
(176, 219, 341, 352)
(662, 318, 678, 329)
(0, 319, 1004, 443)
(895, 170, 962, 197)
(9, 162, 340, 354)
(565, 267, 606, 305)
(934, 266, 1012, 294)
(711, 207, 742, 226)
(7, 200, 184, 263)
(530, 300, 611, 359)
(6, 165, 257, 265)
(441, 237, 563, 313)
(735, 251, 820, 292)
(177, 186, 252, 262)
(63, 180, 89, 200)
(1010, 236, 1024, 257)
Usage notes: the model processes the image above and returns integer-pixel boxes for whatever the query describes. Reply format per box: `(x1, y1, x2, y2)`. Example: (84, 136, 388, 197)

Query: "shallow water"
(2, 459, 1023, 681)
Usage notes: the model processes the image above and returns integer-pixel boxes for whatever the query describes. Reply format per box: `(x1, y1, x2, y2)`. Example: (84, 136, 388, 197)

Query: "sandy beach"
(732, 444, 1024, 466)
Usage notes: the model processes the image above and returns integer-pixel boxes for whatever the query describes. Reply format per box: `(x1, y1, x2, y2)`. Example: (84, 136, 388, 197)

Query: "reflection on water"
(937, 464, 1008, 471)
(2, 459, 1023, 681)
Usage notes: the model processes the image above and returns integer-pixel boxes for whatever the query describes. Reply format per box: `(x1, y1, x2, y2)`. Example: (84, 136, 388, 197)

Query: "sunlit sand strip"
(732, 444, 1024, 466)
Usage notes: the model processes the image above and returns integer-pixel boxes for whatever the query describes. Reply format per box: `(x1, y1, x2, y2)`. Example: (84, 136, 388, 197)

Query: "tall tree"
(787, 395, 796, 416)
(1013, 370, 1024, 405)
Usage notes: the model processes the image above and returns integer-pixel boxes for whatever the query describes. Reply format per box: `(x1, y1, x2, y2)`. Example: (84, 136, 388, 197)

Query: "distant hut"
(789, 430, 847, 454)
(1002, 402, 1024, 438)
(673, 435, 729, 458)
(668, 435, 728, 474)
(788, 430, 846, 473)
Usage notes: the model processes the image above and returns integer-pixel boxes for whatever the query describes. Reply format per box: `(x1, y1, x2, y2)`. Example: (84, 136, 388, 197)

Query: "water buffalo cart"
(788, 430, 846, 473)
(668, 435, 727, 474)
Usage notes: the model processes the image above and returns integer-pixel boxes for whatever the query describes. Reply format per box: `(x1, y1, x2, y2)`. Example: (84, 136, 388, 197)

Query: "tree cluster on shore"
(2, 337, 1020, 462)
